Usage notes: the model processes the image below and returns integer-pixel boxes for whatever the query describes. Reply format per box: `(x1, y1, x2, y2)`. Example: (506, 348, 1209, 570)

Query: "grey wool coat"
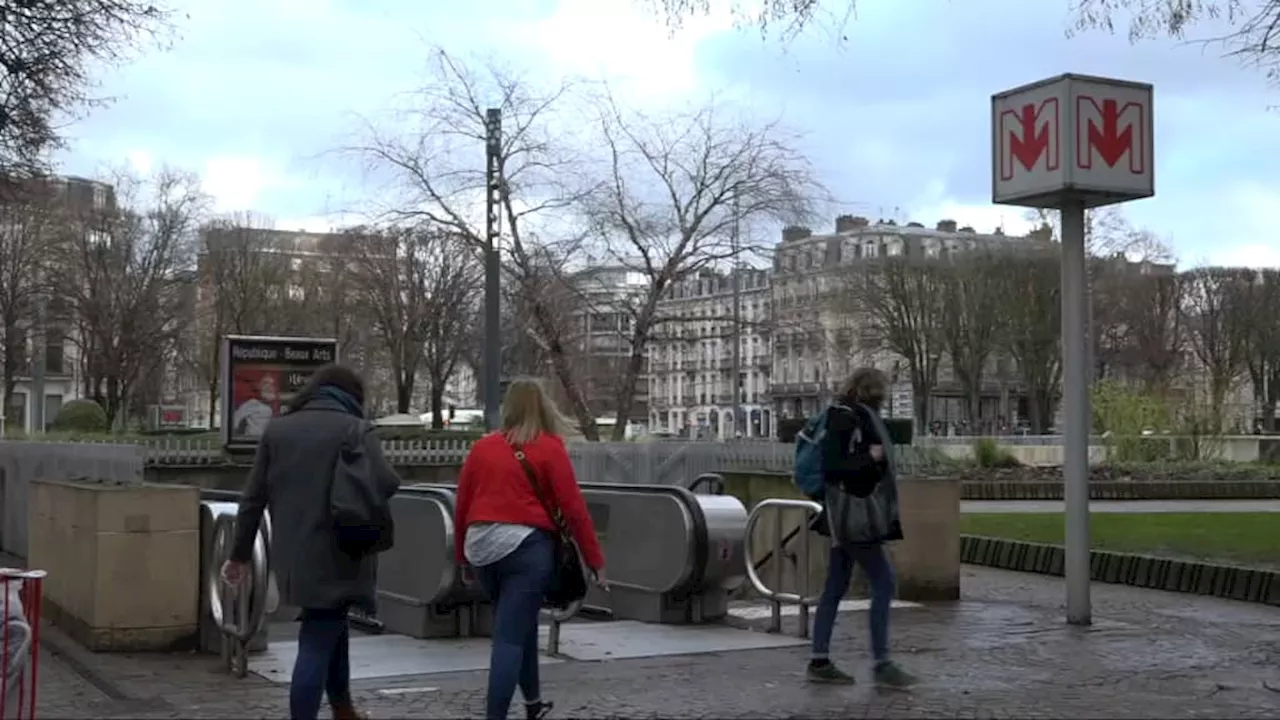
(231, 395, 402, 611)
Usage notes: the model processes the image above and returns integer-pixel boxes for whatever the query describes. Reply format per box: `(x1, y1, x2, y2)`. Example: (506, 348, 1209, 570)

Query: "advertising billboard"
(220, 335, 338, 448)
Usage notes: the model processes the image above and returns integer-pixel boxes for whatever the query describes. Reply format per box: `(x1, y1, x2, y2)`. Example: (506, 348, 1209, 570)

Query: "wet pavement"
(32, 566, 1280, 719)
(962, 499, 1280, 513)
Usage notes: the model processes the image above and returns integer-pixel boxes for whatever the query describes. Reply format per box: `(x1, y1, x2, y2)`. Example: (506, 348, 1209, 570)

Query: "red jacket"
(454, 431, 605, 571)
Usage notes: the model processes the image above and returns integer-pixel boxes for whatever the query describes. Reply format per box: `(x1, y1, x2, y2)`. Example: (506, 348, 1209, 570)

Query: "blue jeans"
(478, 531, 554, 720)
(290, 607, 351, 720)
(811, 543, 894, 663)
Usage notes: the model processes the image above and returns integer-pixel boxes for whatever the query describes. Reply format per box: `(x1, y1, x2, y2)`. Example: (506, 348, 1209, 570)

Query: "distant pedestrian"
(455, 378, 607, 720)
(223, 364, 402, 720)
(806, 367, 917, 688)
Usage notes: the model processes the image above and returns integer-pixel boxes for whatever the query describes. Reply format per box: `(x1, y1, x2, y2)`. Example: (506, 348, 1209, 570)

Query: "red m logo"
(998, 98, 1060, 182)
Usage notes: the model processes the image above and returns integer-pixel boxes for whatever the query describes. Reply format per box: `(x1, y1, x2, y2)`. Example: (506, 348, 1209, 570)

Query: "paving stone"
(29, 566, 1280, 719)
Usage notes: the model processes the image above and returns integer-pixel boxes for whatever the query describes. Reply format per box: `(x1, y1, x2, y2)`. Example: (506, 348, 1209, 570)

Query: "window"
(43, 394, 63, 431)
(45, 330, 65, 375)
(92, 185, 107, 210)
(8, 392, 26, 430)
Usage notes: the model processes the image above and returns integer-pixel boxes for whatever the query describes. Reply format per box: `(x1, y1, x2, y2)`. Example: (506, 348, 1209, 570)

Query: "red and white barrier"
(1, 569, 45, 720)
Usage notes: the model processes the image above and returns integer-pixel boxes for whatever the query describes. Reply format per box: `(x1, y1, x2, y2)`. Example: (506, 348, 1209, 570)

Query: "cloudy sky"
(57, 0, 1278, 267)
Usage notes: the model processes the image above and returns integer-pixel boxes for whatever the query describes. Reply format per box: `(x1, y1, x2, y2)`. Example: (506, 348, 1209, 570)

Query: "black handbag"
(511, 443, 588, 610)
(330, 424, 394, 558)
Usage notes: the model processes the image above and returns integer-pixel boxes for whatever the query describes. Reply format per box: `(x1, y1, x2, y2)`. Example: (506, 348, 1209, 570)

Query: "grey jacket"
(232, 395, 402, 611)
(823, 402, 904, 546)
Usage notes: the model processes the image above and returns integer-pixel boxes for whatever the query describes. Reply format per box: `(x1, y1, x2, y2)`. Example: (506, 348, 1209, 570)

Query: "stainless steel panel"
(580, 486, 695, 594)
(692, 495, 748, 592)
(378, 490, 456, 607)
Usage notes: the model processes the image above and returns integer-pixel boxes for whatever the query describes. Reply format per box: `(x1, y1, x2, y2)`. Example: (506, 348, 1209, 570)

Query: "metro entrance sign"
(990, 73, 1155, 629)
(993, 73, 1153, 208)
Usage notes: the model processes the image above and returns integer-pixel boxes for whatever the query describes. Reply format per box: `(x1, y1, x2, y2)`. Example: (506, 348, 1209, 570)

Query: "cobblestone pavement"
(32, 566, 1280, 719)
(961, 499, 1280, 513)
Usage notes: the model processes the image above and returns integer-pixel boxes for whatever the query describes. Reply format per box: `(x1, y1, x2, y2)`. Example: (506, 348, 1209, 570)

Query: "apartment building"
(648, 267, 773, 439)
(770, 215, 1038, 430)
(1, 175, 116, 432)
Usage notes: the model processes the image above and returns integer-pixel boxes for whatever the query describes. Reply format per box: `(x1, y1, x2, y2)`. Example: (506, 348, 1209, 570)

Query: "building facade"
(1, 175, 116, 433)
(648, 267, 773, 439)
(562, 261, 650, 425)
(770, 215, 1041, 432)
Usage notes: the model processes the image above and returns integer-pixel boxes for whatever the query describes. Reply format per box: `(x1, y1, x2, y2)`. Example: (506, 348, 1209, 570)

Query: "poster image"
(230, 366, 281, 439)
(220, 335, 338, 448)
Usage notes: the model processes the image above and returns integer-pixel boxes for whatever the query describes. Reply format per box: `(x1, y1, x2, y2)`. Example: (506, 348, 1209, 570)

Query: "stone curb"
(960, 480, 1280, 501)
(959, 534, 1280, 606)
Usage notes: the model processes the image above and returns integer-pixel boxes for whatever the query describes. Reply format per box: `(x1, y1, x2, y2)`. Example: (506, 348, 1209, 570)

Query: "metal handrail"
(743, 498, 824, 637)
(542, 596, 584, 656)
(685, 472, 725, 495)
(206, 511, 272, 678)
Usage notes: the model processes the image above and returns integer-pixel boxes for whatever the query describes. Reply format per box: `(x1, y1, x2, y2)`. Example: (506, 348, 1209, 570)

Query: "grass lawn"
(959, 512, 1280, 570)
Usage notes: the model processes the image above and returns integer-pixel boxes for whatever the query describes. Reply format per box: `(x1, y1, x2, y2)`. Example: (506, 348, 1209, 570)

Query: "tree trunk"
(429, 382, 445, 429)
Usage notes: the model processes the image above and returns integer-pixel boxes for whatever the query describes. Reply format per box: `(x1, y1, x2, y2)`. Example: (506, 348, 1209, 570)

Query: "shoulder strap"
(510, 442, 569, 534)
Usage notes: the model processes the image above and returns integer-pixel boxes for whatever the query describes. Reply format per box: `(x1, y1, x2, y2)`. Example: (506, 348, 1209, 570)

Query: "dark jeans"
(478, 531, 555, 720)
(290, 607, 351, 720)
(811, 543, 894, 663)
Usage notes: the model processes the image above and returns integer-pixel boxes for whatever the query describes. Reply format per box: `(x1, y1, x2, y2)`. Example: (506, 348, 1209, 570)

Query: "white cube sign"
(991, 73, 1154, 208)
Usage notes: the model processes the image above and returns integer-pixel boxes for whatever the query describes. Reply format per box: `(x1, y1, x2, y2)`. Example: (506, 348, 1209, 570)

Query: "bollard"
(1, 569, 46, 720)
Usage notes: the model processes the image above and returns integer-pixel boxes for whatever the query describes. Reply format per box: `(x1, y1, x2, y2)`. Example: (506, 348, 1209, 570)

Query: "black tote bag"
(511, 443, 588, 610)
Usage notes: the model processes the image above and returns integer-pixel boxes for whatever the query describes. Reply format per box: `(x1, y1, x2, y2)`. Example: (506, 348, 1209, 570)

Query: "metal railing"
(205, 510, 272, 678)
(743, 498, 824, 638)
(543, 596, 584, 656)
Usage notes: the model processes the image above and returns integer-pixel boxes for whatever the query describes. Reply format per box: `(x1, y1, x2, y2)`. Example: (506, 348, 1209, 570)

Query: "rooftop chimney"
(993, 227, 1005, 236)
(959, 225, 975, 233)
(936, 219, 957, 233)
(782, 225, 812, 243)
(835, 214, 869, 232)
(906, 221, 924, 228)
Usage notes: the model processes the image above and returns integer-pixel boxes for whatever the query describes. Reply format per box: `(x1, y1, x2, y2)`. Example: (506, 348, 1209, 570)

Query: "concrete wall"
(722, 471, 961, 602)
(144, 462, 459, 491)
(29, 479, 200, 651)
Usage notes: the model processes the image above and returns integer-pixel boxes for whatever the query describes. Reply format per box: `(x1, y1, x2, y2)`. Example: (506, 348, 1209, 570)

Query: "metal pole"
(730, 203, 743, 439)
(483, 108, 503, 432)
(31, 294, 47, 433)
(1060, 199, 1092, 626)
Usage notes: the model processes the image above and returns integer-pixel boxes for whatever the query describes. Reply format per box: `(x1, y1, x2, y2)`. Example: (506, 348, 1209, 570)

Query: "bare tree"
(0, 180, 59, 415)
(0, 1, 173, 170)
(1108, 266, 1185, 390)
(342, 46, 600, 435)
(1074, 0, 1280, 83)
(837, 256, 945, 433)
(1236, 268, 1280, 429)
(992, 246, 1063, 434)
(939, 250, 1003, 429)
(640, 0, 854, 38)
(346, 225, 436, 414)
(58, 167, 206, 425)
(420, 233, 481, 427)
(585, 91, 821, 439)
(1180, 266, 1252, 428)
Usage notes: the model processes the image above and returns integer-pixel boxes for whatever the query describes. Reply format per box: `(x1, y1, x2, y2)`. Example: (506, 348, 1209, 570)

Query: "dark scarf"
(315, 385, 364, 418)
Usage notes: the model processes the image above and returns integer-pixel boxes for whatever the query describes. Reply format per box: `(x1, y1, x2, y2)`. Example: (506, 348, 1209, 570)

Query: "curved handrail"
(685, 472, 725, 495)
(743, 498, 824, 607)
(206, 513, 271, 643)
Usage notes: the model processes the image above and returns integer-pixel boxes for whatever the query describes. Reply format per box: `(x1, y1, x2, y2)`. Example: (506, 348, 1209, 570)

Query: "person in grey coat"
(223, 364, 401, 720)
(806, 366, 917, 688)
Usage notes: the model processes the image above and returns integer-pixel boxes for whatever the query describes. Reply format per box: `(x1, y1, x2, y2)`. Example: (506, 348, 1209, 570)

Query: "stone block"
(29, 479, 200, 652)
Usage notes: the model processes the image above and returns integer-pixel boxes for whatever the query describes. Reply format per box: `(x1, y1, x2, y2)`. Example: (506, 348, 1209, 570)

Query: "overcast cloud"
(56, 0, 1279, 267)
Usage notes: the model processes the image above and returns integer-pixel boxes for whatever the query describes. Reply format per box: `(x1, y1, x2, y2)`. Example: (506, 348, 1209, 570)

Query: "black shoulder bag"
(511, 443, 588, 610)
(330, 422, 395, 558)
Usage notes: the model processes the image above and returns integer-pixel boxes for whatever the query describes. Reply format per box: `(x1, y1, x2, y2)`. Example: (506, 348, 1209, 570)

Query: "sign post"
(219, 335, 339, 451)
(991, 73, 1154, 626)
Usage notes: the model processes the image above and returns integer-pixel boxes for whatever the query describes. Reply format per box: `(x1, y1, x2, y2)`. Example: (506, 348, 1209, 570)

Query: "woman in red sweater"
(455, 378, 606, 720)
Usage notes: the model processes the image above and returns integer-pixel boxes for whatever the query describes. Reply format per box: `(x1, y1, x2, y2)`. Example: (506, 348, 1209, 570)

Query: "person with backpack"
(793, 367, 917, 688)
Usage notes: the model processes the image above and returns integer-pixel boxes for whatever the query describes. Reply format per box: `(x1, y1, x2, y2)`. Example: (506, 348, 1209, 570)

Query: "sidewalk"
(33, 566, 1280, 719)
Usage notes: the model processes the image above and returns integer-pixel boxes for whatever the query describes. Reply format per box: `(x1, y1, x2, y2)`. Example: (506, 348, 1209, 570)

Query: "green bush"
(49, 399, 108, 434)
(973, 437, 1020, 468)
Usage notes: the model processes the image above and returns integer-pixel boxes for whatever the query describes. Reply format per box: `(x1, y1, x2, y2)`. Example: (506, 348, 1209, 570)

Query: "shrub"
(973, 437, 1020, 468)
(49, 399, 108, 434)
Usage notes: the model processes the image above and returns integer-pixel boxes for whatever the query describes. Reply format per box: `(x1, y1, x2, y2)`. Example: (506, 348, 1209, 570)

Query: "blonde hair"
(500, 377, 569, 445)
